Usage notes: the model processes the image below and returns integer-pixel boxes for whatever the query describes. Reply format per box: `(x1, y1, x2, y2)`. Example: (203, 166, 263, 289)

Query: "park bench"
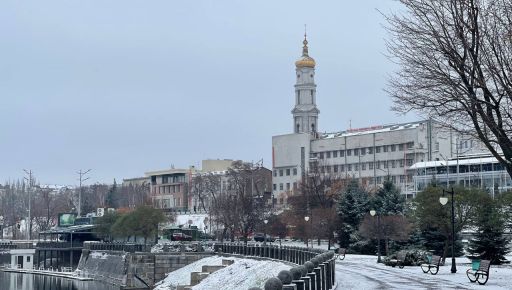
(466, 259, 491, 285)
(389, 251, 407, 269)
(420, 255, 442, 275)
(335, 248, 346, 260)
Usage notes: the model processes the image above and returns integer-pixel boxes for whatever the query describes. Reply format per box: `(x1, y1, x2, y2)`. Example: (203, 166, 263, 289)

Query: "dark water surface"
(0, 271, 120, 290)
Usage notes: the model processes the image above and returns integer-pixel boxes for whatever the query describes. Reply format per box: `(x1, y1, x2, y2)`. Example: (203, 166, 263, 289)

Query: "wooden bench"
(420, 255, 442, 275)
(466, 259, 491, 285)
(335, 248, 346, 260)
(389, 251, 407, 269)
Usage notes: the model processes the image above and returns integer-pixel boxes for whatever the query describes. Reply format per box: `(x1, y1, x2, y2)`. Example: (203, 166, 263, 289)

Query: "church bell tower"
(292, 32, 319, 134)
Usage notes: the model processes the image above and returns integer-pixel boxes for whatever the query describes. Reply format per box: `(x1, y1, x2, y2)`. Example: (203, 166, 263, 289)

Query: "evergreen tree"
(373, 179, 405, 215)
(468, 196, 510, 265)
(337, 179, 370, 248)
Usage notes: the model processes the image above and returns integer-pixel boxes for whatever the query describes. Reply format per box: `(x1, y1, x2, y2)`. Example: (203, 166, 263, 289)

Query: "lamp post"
(304, 216, 310, 248)
(370, 209, 382, 263)
(439, 188, 457, 273)
(263, 219, 268, 245)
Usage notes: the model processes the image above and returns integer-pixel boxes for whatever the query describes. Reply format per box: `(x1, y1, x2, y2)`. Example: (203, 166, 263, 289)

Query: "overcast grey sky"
(0, 0, 417, 185)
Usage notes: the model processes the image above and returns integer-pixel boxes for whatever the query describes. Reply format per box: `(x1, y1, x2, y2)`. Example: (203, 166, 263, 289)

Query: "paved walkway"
(333, 255, 509, 290)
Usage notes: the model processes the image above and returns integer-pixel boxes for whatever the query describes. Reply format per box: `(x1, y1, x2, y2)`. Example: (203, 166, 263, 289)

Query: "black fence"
(214, 243, 336, 290)
(83, 242, 152, 253)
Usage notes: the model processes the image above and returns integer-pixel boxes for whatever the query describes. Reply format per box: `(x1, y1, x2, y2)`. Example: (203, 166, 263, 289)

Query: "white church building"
(271, 35, 485, 205)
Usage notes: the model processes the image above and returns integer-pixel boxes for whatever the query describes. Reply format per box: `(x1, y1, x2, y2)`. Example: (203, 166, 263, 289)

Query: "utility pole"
(77, 169, 91, 217)
(23, 169, 34, 240)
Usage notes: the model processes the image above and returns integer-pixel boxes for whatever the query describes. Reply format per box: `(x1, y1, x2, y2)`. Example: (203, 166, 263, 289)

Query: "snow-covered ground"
(153, 255, 292, 290)
(336, 254, 512, 289)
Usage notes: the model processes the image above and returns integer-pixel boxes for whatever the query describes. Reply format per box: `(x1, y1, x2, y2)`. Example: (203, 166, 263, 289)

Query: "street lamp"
(439, 188, 457, 273)
(369, 209, 382, 263)
(263, 219, 268, 245)
(304, 216, 310, 248)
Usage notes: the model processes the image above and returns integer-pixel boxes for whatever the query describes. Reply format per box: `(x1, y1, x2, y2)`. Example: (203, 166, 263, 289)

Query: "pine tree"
(468, 197, 510, 265)
(373, 179, 405, 215)
(337, 179, 370, 248)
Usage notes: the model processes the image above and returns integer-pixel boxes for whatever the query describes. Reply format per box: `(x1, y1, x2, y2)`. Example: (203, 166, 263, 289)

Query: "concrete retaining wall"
(76, 250, 213, 288)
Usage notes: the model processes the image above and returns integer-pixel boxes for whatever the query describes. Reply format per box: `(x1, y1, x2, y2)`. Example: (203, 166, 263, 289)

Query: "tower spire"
(303, 24, 309, 56)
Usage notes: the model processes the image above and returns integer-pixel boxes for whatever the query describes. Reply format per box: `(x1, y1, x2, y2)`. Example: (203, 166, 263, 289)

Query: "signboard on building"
(58, 213, 76, 227)
(97, 208, 105, 217)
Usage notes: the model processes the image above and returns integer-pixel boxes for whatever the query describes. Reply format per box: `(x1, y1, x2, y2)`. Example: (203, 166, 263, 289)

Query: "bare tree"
(359, 214, 413, 256)
(209, 160, 271, 244)
(386, 0, 512, 178)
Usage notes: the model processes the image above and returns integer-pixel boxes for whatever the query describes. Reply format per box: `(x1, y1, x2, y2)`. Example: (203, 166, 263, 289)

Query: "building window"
(293, 182, 297, 190)
(347, 149, 352, 156)
(273, 184, 277, 190)
(293, 168, 297, 175)
(319, 152, 324, 159)
(391, 176, 397, 183)
(340, 150, 345, 157)
(348, 164, 352, 171)
(406, 159, 413, 166)
(376, 146, 381, 153)
(361, 148, 366, 156)
(273, 171, 277, 177)
(391, 145, 396, 152)
(354, 148, 359, 156)
(341, 164, 345, 172)
(286, 183, 291, 190)
(333, 151, 338, 158)
(398, 144, 404, 151)
(377, 176, 382, 183)
(334, 165, 338, 172)
(400, 175, 405, 183)
(435, 142, 440, 151)
(399, 160, 404, 167)
(368, 147, 373, 154)
(286, 169, 291, 176)
(362, 163, 366, 170)
(376, 161, 381, 169)
(326, 165, 331, 173)
(407, 142, 414, 149)
(326, 151, 331, 158)
(280, 183, 283, 190)
(369, 162, 374, 170)
(279, 170, 283, 176)
(27, 256, 30, 262)
(383, 161, 388, 168)
(355, 163, 359, 171)
(391, 160, 396, 168)
(383, 146, 389, 152)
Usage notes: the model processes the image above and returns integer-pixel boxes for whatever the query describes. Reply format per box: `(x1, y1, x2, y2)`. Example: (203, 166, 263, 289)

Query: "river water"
(0, 271, 121, 290)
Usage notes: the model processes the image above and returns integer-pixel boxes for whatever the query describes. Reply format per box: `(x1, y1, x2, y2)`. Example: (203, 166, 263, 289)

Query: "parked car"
(253, 233, 275, 242)
(171, 232, 193, 241)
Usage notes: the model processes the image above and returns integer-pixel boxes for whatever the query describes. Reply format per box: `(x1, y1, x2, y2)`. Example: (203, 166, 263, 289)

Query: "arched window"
(311, 123, 315, 132)
(296, 123, 300, 133)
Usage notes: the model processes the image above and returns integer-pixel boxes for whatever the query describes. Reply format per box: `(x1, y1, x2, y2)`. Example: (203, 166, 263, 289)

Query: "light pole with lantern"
(304, 216, 310, 248)
(263, 219, 268, 245)
(370, 209, 382, 263)
(439, 188, 457, 273)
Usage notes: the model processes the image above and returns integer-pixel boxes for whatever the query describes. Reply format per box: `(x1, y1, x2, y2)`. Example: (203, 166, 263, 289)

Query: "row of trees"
(0, 177, 151, 239)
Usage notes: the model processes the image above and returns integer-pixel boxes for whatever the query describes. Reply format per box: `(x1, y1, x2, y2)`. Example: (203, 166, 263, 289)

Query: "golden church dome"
(295, 36, 315, 68)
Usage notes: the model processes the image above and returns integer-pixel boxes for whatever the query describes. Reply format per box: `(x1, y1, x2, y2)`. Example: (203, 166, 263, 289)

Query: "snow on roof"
(319, 121, 424, 139)
(409, 156, 500, 169)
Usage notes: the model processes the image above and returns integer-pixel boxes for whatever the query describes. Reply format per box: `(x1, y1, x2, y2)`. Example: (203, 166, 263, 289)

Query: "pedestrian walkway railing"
(83, 241, 152, 253)
(213, 243, 336, 290)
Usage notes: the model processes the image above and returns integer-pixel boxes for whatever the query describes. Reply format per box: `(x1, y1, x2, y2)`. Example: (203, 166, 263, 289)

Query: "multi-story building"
(146, 159, 272, 212)
(146, 168, 196, 211)
(272, 35, 457, 204)
(409, 153, 512, 198)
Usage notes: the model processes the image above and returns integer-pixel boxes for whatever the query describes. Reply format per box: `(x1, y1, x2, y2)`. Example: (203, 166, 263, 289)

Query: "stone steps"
(177, 259, 234, 290)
